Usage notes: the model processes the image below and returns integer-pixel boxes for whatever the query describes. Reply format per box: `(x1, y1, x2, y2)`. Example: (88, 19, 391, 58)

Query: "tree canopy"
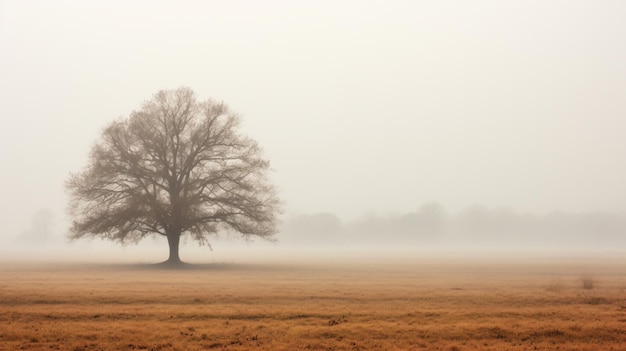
(66, 88, 280, 265)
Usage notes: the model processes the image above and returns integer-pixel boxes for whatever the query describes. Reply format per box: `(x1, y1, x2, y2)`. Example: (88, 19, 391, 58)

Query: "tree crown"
(67, 88, 280, 248)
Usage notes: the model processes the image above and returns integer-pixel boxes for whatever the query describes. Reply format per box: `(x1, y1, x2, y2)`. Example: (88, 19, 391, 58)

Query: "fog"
(1, 1, 625, 261)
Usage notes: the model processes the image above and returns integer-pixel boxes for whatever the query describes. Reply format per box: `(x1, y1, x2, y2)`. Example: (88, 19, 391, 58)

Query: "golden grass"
(0, 258, 625, 350)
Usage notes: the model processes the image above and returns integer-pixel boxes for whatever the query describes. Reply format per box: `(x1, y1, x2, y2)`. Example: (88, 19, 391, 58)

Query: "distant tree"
(450, 204, 494, 242)
(66, 88, 280, 265)
(415, 202, 446, 234)
(281, 212, 342, 245)
(397, 202, 446, 242)
(18, 208, 57, 245)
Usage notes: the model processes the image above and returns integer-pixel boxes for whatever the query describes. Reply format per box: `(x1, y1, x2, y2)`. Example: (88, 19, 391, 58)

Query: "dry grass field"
(1, 253, 625, 351)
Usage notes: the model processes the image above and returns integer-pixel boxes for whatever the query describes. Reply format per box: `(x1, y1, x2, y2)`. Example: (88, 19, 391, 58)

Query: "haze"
(1, 1, 625, 255)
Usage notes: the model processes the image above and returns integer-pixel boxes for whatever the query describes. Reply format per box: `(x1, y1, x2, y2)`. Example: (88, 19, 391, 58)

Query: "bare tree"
(66, 88, 280, 265)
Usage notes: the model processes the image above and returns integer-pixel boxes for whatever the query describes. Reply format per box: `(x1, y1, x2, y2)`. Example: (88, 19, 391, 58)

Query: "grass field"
(1, 253, 625, 350)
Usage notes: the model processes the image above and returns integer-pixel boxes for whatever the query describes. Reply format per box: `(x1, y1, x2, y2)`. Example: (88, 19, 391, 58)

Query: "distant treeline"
(278, 203, 626, 248)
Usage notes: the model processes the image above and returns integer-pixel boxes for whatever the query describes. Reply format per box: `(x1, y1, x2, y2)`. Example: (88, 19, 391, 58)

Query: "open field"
(1, 254, 626, 350)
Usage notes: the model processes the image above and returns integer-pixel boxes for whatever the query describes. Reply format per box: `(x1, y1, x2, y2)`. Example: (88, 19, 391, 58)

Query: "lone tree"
(66, 88, 280, 265)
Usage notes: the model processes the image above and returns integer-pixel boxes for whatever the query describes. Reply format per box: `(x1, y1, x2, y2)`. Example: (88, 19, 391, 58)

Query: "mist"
(278, 206, 626, 249)
(3, 205, 625, 265)
(1, 1, 625, 262)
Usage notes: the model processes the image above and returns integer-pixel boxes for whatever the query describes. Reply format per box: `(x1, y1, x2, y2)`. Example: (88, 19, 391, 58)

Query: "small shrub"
(546, 280, 564, 293)
(580, 277, 595, 290)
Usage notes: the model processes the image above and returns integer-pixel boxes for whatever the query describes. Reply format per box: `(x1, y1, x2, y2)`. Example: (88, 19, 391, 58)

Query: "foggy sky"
(1, 1, 626, 244)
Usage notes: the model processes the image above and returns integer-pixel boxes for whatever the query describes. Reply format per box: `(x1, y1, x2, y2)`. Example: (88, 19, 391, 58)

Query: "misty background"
(1, 1, 625, 256)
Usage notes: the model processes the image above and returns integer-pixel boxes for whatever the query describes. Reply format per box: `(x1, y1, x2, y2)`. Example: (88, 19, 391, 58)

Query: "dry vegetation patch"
(0, 259, 625, 350)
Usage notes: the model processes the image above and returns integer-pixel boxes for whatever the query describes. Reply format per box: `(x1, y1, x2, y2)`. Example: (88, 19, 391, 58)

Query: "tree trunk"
(165, 233, 182, 265)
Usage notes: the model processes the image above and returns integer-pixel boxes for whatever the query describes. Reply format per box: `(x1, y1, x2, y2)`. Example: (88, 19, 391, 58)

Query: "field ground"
(1, 253, 626, 350)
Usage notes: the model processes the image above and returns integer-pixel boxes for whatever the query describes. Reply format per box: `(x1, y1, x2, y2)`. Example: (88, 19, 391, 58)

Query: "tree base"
(156, 259, 188, 268)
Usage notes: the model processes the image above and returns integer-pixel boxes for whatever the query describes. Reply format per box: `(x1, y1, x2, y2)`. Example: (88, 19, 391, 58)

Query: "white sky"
(1, 0, 625, 241)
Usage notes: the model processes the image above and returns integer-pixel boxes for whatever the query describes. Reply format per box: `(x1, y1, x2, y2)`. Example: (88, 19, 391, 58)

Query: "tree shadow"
(96, 261, 284, 272)
(150, 261, 251, 271)
(0, 260, 298, 273)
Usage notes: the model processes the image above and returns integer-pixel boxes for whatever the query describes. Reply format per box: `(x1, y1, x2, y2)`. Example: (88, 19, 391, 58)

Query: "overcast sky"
(1, 0, 625, 242)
